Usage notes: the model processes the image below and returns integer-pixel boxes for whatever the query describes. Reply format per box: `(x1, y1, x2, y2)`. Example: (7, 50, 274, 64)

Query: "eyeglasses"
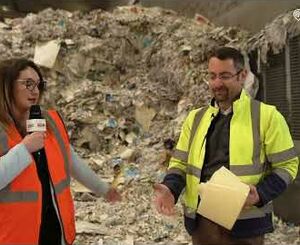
(205, 70, 242, 81)
(16, 79, 47, 92)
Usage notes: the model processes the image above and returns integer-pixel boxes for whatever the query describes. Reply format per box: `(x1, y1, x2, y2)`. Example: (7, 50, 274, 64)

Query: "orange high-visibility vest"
(0, 110, 75, 245)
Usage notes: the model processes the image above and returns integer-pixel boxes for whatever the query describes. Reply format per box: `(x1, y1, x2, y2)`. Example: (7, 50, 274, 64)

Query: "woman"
(0, 58, 121, 245)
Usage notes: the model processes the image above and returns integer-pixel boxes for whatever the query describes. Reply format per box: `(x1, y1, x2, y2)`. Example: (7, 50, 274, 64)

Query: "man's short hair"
(209, 47, 245, 71)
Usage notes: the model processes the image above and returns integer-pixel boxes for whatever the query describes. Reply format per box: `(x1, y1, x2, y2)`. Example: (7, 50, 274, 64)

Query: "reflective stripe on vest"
(183, 202, 273, 220)
(0, 127, 39, 203)
(230, 99, 263, 176)
(0, 112, 70, 202)
(172, 149, 188, 163)
(267, 147, 298, 164)
(0, 185, 38, 203)
(167, 164, 202, 179)
(189, 106, 209, 151)
(239, 202, 273, 220)
(44, 112, 71, 194)
(183, 203, 197, 219)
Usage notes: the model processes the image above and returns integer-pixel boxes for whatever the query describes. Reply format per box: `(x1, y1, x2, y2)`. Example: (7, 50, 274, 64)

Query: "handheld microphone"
(26, 105, 46, 133)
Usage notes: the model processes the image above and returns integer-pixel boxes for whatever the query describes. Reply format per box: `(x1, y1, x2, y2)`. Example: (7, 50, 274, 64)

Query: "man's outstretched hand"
(153, 183, 175, 216)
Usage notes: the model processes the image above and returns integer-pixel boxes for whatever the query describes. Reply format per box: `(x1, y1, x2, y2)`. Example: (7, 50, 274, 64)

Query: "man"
(153, 47, 299, 245)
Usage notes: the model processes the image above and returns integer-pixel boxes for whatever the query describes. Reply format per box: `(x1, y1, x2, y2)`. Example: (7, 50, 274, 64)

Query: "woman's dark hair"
(0, 58, 44, 128)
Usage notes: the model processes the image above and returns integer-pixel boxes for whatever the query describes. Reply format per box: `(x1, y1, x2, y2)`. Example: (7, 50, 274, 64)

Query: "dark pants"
(192, 217, 264, 245)
(39, 204, 62, 245)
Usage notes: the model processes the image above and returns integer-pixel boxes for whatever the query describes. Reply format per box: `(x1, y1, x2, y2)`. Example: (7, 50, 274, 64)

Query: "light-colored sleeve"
(0, 143, 32, 190)
(70, 146, 109, 197)
(264, 108, 299, 184)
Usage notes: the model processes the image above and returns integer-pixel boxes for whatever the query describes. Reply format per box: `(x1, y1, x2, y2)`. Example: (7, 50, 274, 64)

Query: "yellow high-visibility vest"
(168, 89, 299, 220)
